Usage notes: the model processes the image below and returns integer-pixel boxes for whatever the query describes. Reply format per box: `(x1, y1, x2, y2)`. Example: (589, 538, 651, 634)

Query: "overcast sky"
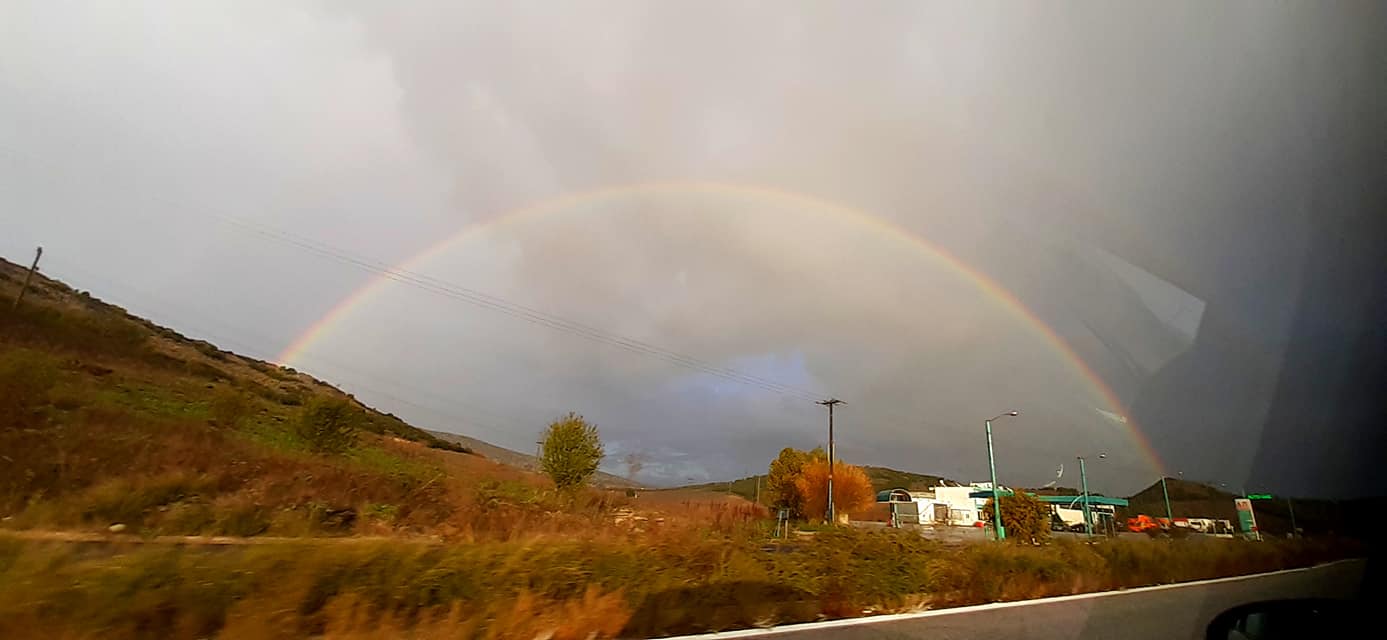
(4, 1, 1382, 496)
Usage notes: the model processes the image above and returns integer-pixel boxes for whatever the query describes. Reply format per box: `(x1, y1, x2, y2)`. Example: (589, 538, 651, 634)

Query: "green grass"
(343, 444, 438, 481)
(235, 417, 310, 453)
(87, 382, 211, 420)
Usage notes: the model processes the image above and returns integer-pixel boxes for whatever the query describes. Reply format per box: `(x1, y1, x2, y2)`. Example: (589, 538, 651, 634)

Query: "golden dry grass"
(0, 529, 1360, 640)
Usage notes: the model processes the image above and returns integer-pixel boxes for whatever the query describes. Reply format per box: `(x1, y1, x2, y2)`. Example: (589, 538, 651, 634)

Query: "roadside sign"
(1234, 498, 1261, 540)
(1246, 493, 1273, 500)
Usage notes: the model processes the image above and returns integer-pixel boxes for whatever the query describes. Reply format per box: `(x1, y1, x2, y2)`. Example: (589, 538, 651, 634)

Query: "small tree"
(766, 446, 825, 518)
(981, 492, 1052, 543)
(540, 412, 605, 489)
(295, 398, 359, 454)
(794, 459, 875, 523)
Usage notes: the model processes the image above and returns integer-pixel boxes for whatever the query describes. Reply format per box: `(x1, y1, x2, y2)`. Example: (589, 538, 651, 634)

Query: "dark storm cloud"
(4, 1, 1381, 494)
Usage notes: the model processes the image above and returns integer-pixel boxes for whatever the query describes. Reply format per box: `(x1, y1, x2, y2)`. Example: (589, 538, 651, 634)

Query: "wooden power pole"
(12, 246, 43, 310)
(817, 398, 844, 524)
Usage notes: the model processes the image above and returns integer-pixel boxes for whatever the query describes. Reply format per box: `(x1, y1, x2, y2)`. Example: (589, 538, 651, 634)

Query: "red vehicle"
(1126, 514, 1163, 534)
(1127, 515, 1194, 537)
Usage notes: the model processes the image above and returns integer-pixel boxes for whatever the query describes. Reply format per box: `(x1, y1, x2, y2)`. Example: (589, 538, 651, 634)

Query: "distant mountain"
(862, 466, 954, 492)
(664, 476, 767, 503)
(424, 429, 639, 489)
(665, 465, 958, 505)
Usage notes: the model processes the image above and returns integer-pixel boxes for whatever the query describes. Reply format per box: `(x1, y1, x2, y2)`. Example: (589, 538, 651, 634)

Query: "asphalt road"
(665, 560, 1366, 640)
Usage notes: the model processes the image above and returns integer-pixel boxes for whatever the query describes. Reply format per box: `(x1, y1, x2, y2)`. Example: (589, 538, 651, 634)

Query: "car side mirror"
(1206, 599, 1358, 639)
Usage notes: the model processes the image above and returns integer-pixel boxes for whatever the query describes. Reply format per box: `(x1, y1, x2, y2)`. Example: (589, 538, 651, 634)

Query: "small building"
(934, 483, 1002, 526)
(874, 488, 919, 526)
(876, 489, 912, 503)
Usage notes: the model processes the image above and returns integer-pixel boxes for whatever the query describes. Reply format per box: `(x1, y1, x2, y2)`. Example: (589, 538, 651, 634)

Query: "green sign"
(1247, 493, 1273, 500)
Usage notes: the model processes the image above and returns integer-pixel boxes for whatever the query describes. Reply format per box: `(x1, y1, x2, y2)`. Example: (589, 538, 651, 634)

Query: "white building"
(928, 483, 1000, 526)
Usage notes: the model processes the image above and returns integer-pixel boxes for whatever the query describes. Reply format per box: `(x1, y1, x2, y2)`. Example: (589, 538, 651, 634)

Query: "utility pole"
(1287, 497, 1298, 537)
(817, 399, 844, 524)
(12, 246, 43, 310)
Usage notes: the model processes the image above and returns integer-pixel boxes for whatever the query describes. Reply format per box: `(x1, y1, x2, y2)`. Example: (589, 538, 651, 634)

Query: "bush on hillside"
(209, 388, 252, 428)
(294, 398, 359, 454)
(0, 348, 58, 428)
(0, 303, 149, 360)
(540, 412, 604, 489)
(426, 438, 471, 454)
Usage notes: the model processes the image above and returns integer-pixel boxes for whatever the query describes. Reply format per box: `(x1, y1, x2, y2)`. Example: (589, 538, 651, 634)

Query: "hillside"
(668, 466, 957, 505)
(0, 256, 632, 539)
(425, 429, 638, 488)
(664, 475, 767, 503)
(862, 466, 953, 492)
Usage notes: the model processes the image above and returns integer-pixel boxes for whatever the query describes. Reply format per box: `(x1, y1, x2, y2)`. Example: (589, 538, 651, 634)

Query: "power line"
(0, 147, 823, 403)
(219, 217, 827, 402)
(2, 150, 1174, 488)
(2, 148, 1116, 418)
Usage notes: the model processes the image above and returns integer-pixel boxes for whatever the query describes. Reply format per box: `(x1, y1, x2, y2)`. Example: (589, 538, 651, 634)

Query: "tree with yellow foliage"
(794, 458, 875, 523)
(766, 446, 825, 518)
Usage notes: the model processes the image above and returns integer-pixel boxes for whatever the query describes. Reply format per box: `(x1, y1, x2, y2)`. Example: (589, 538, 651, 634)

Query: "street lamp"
(985, 411, 1019, 541)
(1160, 474, 1175, 524)
(1076, 453, 1106, 538)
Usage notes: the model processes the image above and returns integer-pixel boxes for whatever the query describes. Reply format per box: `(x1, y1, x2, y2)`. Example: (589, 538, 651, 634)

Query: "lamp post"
(1076, 453, 1105, 538)
(1160, 475, 1174, 524)
(985, 411, 1019, 541)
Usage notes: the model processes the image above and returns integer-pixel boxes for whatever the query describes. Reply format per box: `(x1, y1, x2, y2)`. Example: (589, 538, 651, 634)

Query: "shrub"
(426, 437, 472, 454)
(278, 389, 306, 406)
(0, 348, 58, 428)
(79, 472, 218, 525)
(294, 398, 360, 454)
(540, 412, 605, 489)
(795, 459, 875, 523)
(186, 360, 230, 381)
(982, 492, 1052, 543)
(209, 388, 252, 428)
(192, 341, 228, 362)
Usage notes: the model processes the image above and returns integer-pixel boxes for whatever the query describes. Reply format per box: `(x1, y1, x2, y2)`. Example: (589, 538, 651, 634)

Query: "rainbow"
(277, 181, 1165, 473)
